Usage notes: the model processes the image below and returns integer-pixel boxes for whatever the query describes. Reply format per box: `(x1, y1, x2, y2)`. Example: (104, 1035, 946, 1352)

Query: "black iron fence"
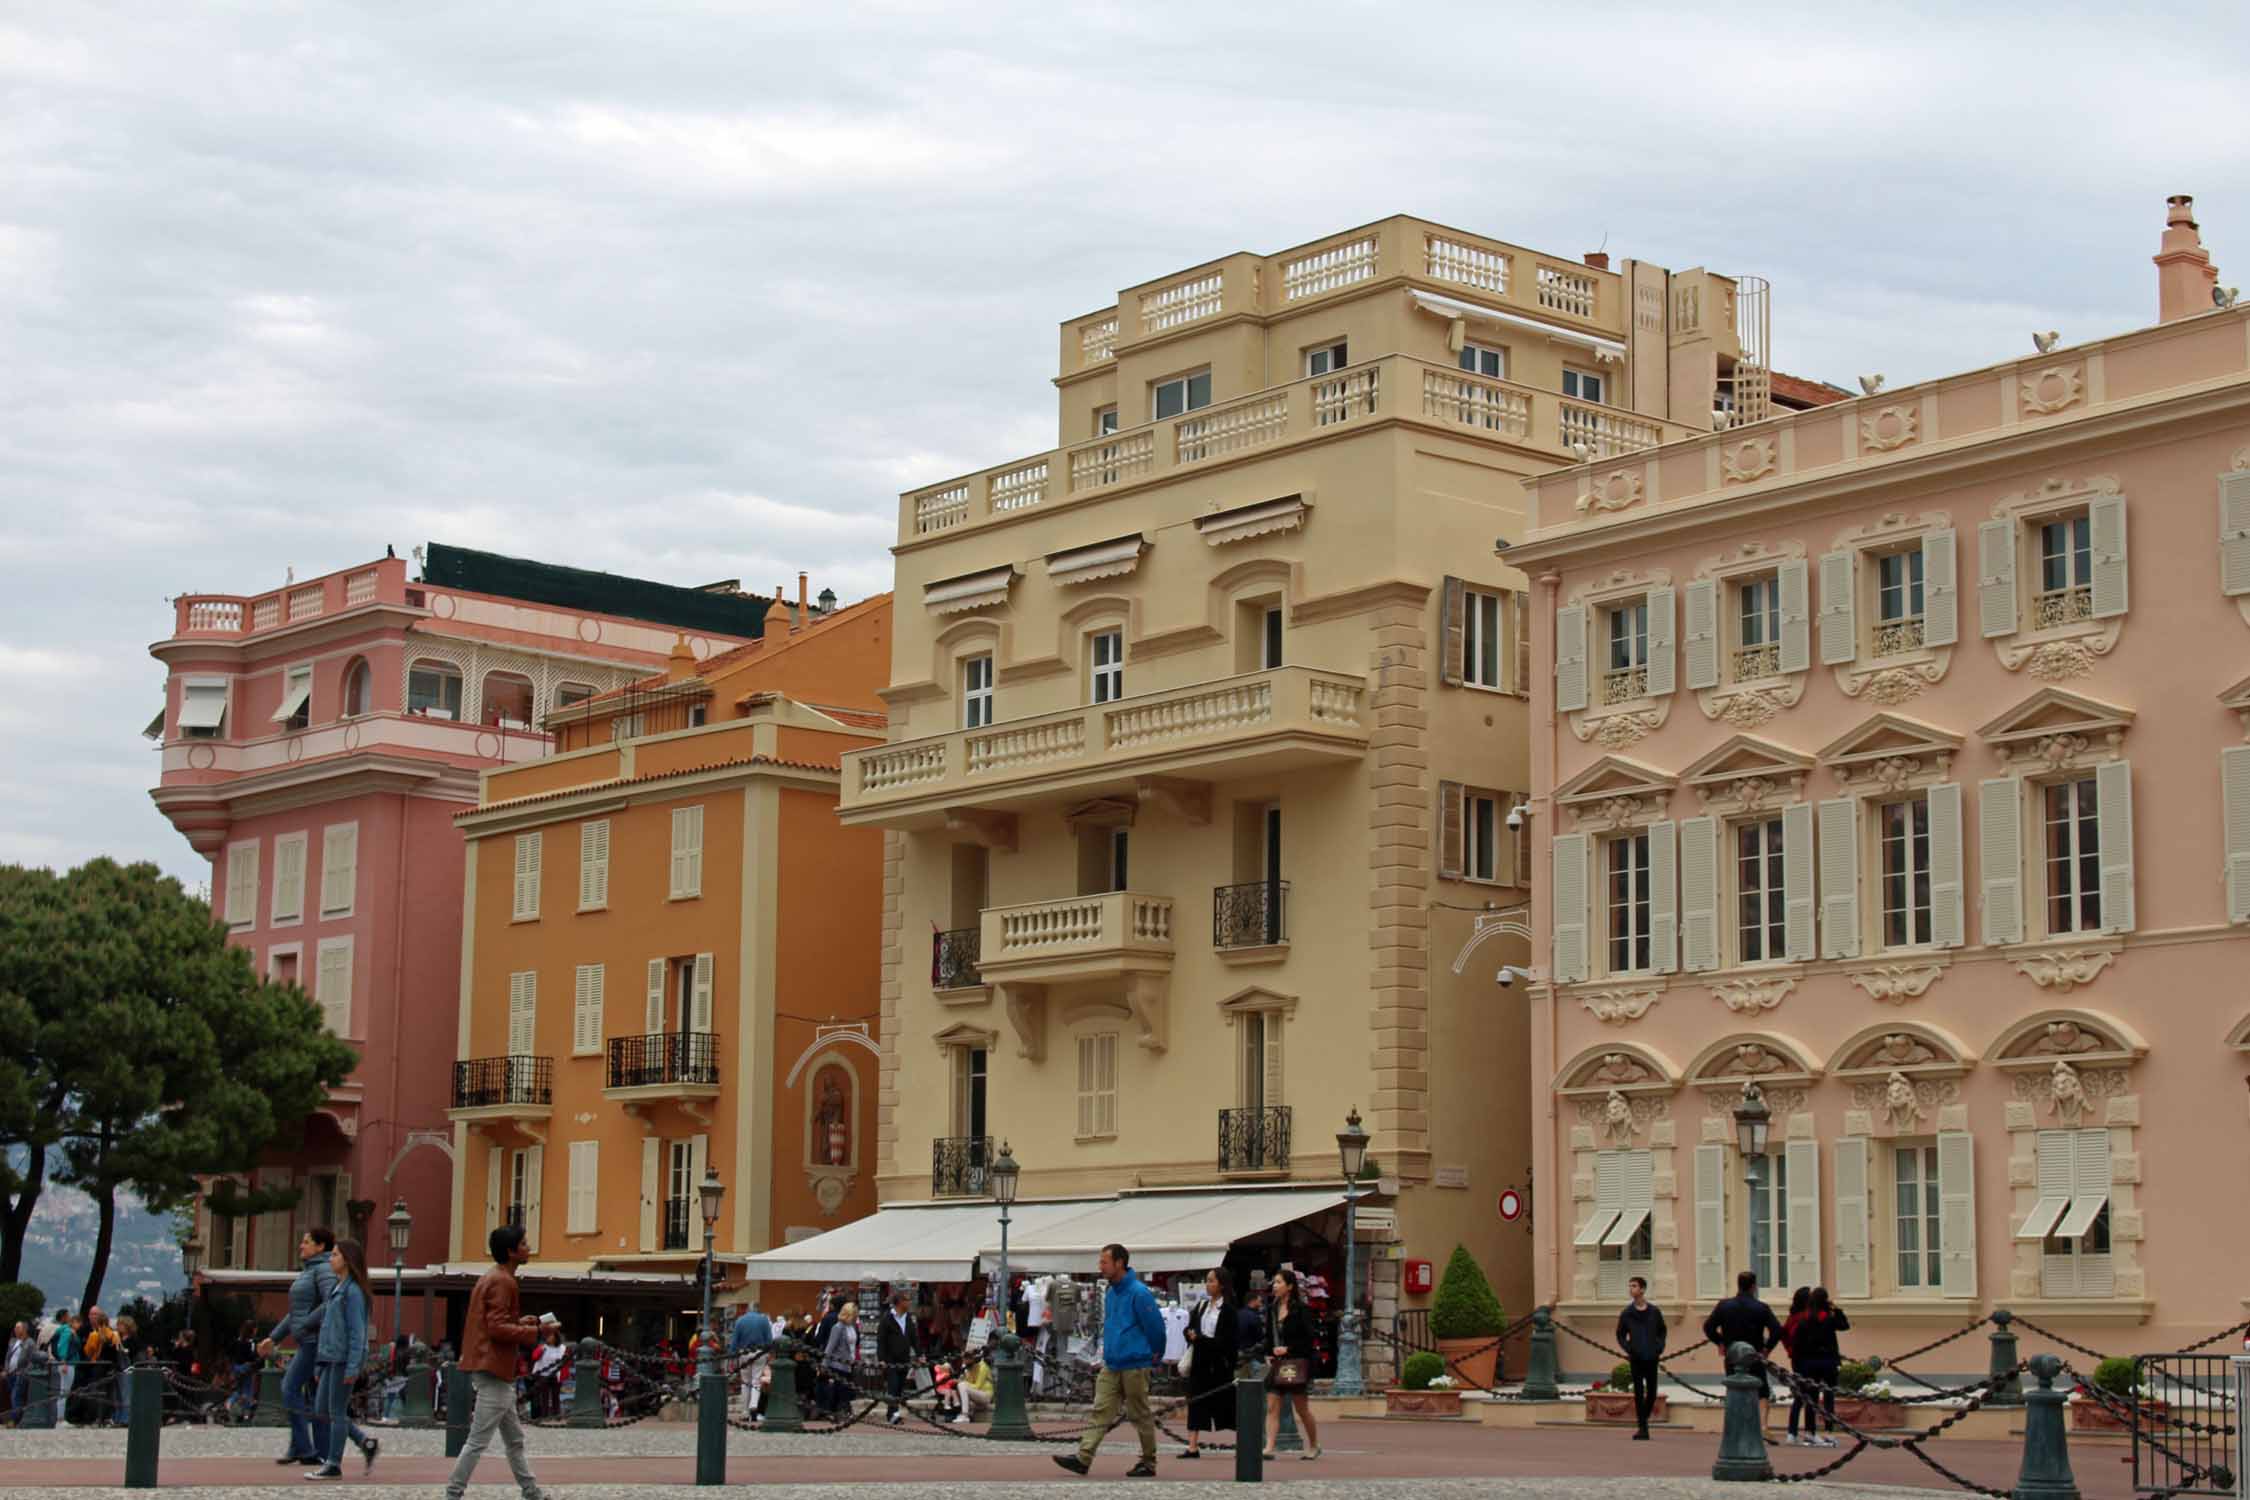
(607, 1031, 722, 1090)
(931, 1136, 993, 1197)
(931, 927, 982, 989)
(452, 1055, 553, 1109)
(1392, 1307, 1434, 1355)
(1218, 1105, 1291, 1172)
(662, 1196, 693, 1252)
(1213, 880, 1288, 948)
(2134, 1353, 2239, 1496)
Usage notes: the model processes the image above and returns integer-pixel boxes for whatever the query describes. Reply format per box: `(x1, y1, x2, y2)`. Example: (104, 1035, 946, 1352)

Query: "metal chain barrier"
(1763, 1361, 2027, 1496)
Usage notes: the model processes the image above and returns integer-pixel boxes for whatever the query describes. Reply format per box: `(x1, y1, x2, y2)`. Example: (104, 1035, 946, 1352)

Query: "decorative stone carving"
(1844, 962, 1946, 1004)
(2019, 366, 2084, 416)
(1857, 664, 1940, 704)
(1575, 1091, 1669, 1134)
(1720, 436, 1777, 484)
(1860, 405, 1919, 452)
(1710, 975, 1794, 1014)
(1727, 1043, 1788, 1075)
(1848, 1071, 1959, 1128)
(2011, 948, 2117, 994)
(1580, 986, 1664, 1024)
(2029, 1019, 2107, 1055)
(1588, 1051, 1657, 1086)
(1702, 1085, 1806, 1119)
(1577, 469, 1644, 514)
(1880, 1070, 1924, 1126)
(1868, 1032, 1938, 1068)
(2048, 1060, 2089, 1122)
(1572, 793, 1662, 832)
(1581, 711, 1658, 748)
(1600, 1089, 1638, 1143)
(2009, 1063, 2127, 1122)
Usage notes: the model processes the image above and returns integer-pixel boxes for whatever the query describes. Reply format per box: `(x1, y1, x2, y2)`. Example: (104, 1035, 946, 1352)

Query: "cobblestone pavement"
(0, 1482, 1959, 1499)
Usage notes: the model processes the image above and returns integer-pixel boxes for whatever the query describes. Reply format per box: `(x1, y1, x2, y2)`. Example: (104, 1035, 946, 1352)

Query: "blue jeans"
(282, 1344, 329, 1458)
(115, 1365, 130, 1427)
(315, 1362, 368, 1468)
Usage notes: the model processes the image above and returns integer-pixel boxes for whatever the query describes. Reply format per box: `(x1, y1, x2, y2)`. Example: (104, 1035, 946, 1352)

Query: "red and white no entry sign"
(1496, 1188, 1523, 1222)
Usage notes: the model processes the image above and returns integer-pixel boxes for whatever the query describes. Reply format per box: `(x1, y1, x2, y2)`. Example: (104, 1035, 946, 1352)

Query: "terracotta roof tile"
(464, 753, 839, 819)
(1769, 370, 1851, 408)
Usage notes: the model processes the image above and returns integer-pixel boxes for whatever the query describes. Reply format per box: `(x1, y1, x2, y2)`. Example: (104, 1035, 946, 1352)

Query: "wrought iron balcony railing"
(1213, 880, 1289, 949)
(662, 1196, 693, 1252)
(606, 1031, 722, 1090)
(931, 1136, 994, 1198)
(931, 927, 982, 990)
(451, 1055, 553, 1110)
(1218, 1105, 1292, 1173)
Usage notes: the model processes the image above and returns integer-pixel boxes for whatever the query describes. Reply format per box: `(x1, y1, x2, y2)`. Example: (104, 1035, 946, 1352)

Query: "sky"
(2, 1, 2245, 889)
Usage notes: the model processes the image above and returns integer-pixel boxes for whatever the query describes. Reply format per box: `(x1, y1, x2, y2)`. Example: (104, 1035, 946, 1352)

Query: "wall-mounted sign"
(1496, 1188, 1524, 1223)
(1433, 1165, 1469, 1189)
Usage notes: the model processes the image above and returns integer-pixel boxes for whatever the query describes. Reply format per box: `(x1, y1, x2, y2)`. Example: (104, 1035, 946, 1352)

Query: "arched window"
(480, 671, 534, 729)
(342, 658, 372, 718)
(406, 660, 462, 719)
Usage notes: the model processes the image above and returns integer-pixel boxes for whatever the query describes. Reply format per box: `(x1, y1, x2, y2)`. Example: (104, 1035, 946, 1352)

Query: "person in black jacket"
(1179, 1269, 1239, 1457)
(1613, 1277, 1668, 1439)
(1786, 1288, 1850, 1447)
(876, 1291, 919, 1426)
(1701, 1271, 1785, 1397)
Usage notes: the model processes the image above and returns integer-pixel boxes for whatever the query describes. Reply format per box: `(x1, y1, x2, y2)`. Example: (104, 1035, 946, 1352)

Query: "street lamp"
(697, 1169, 725, 1377)
(1732, 1082, 1772, 1290)
(988, 1141, 1020, 1317)
(984, 1142, 1031, 1441)
(385, 1199, 413, 1343)
(1333, 1108, 1371, 1397)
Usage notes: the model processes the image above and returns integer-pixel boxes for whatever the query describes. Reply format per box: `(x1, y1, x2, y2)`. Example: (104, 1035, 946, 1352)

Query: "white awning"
(2054, 1192, 2109, 1240)
(1573, 1208, 1622, 1248)
(1409, 289, 1628, 364)
(1194, 495, 1311, 548)
(1045, 533, 1149, 585)
(924, 565, 1018, 616)
(270, 676, 312, 724)
(1602, 1205, 1651, 1249)
(2014, 1195, 2070, 1241)
(977, 1187, 1349, 1275)
(143, 708, 166, 741)
(737, 1199, 1105, 1285)
(179, 682, 227, 731)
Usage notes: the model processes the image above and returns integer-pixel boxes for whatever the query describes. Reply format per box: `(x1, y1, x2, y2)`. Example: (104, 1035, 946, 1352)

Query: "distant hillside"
(14, 1181, 185, 1313)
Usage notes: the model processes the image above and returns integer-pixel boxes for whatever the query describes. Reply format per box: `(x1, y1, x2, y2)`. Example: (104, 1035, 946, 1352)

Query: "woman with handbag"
(1178, 1269, 1238, 1458)
(1261, 1268, 1320, 1461)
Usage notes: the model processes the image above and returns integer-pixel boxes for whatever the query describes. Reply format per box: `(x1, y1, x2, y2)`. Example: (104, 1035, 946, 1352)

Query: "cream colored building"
(770, 218, 1829, 1370)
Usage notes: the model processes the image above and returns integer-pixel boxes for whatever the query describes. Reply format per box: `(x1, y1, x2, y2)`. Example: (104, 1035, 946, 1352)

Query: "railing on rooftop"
(174, 558, 411, 639)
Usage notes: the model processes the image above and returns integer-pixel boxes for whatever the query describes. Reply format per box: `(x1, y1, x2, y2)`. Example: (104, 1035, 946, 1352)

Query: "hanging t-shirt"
(1160, 1304, 1190, 1364)
(1025, 1280, 1049, 1331)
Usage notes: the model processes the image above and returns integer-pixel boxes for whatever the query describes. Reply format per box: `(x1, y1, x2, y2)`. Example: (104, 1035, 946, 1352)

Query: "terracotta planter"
(2070, 1396, 2163, 1432)
(1585, 1389, 1666, 1424)
(1831, 1396, 1907, 1430)
(1436, 1336, 1499, 1392)
(1385, 1387, 1464, 1418)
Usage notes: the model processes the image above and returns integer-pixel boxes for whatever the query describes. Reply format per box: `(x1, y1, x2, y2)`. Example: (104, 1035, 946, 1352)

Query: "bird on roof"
(1858, 375, 1886, 396)
(2217, 286, 2242, 309)
(2032, 331, 2060, 353)
(1569, 442, 1592, 461)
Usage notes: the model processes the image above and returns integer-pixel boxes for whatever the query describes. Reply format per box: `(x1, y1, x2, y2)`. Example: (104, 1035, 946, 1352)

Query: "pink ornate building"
(1511, 198, 2250, 1361)
(151, 546, 767, 1277)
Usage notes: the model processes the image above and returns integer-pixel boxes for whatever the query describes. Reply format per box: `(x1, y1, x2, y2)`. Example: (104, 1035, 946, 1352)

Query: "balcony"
(170, 557, 414, 641)
(1213, 880, 1288, 956)
(448, 1056, 553, 1126)
(604, 1032, 722, 1108)
(1219, 1106, 1292, 1174)
(931, 927, 983, 992)
(976, 892, 1175, 988)
(932, 1136, 993, 1198)
(840, 666, 1369, 829)
(661, 1196, 693, 1253)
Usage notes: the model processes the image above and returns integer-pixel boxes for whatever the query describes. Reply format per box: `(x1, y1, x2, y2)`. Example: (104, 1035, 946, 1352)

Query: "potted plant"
(2070, 1356, 2161, 1432)
(1386, 1350, 1463, 1417)
(1828, 1359, 1906, 1430)
(1429, 1245, 1506, 1392)
(1585, 1361, 1666, 1424)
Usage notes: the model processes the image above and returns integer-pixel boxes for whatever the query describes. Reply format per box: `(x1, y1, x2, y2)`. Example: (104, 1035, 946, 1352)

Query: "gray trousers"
(444, 1370, 542, 1500)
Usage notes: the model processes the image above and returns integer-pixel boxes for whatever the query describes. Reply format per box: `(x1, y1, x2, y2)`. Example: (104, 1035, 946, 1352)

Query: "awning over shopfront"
(737, 1199, 1106, 1285)
(976, 1187, 1350, 1275)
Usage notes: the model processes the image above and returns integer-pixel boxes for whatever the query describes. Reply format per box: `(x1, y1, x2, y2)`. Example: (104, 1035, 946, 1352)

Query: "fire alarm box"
(1404, 1258, 1434, 1295)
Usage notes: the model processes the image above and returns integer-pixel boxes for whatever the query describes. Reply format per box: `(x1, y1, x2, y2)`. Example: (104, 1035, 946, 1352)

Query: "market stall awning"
(977, 1187, 1350, 1275)
(738, 1199, 1106, 1285)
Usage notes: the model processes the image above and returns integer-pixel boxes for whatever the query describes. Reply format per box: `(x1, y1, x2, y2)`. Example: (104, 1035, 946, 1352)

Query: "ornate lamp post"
(985, 1142, 1031, 1440)
(385, 1199, 413, 1343)
(1732, 1081, 1772, 1288)
(178, 1233, 205, 1357)
(697, 1168, 726, 1372)
(695, 1168, 726, 1486)
(1332, 1108, 1370, 1397)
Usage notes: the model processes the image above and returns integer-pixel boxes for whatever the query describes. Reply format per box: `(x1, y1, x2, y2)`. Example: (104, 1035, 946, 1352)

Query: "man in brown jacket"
(444, 1226, 548, 1500)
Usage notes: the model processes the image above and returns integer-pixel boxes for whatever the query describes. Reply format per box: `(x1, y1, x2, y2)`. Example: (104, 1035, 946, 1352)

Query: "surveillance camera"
(1505, 805, 1526, 831)
(1497, 968, 1515, 988)
(1493, 537, 1512, 552)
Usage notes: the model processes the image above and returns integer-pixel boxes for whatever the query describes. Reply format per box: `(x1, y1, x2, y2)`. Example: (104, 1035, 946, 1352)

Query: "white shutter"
(1644, 586, 1676, 697)
(1594, 1152, 1626, 1300)
(688, 1134, 709, 1238)
(507, 971, 535, 1054)
(1683, 579, 1719, 690)
(1922, 528, 1959, 646)
(1554, 604, 1589, 713)
(2070, 1130, 2114, 1298)
(272, 836, 305, 923)
(1099, 1035, 1118, 1136)
(2096, 759, 2135, 933)
(486, 1144, 504, 1235)
(513, 832, 541, 920)
(2223, 746, 2250, 923)
(670, 806, 704, 898)
(567, 1142, 597, 1235)
(1550, 833, 1591, 984)
(1678, 815, 1719, 972)
(1977, 519, 2019, 638)
(1979, 778, 2024, 947)
(1777, 558, 1811, 675)
(1784, 1137, 1822, 1289)
(579, 819, 610, 910)
(1936, 1130, 1977, 1298)
(690, 953, 714, 1033)
(1782, 801, 1816, 961)
(225, 842, 259, 928)
(646, 958, 667, 1033)
(315, 941, 352, 1036)
(1647, 820, 1678, 973)
(573, 964, 603, 1056)
(1832, 1137, 1871, 1299)
(639, 1137, 661, 1251)
(1818, 550, 1857, 665)
(1693, 1143, 1727, 1301)
(1817, 798, 1860, 959)
(2221, 471, 2250, 597)
(1262, 1015, 1284, 1108)
(1927, 782, 1964, 948)
(320, 825, 357, 916)
(522, 1144, 543, 1253)
(2019, 1131, 2074, 1244)
(2088, 495, 2128, 618)
(1076, 1035, 1095, 1138)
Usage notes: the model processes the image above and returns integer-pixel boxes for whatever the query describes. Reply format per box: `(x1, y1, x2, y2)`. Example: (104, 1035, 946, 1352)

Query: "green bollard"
(1234, 1357, 1266, 1484)
(570, 1339, 604, 1428)
(2011, 1353, 2079, 1500)
(1986, 1309, 2024, 1407)
(1521, 1306, 1560, 1401)
(399, 1349, 433, 1428)
(123, 1367, 164, 1489)
(1711, 1342, 1774, 1482)
(763, 1337, 803, 1434)
(443, 1363, 471, 1459)
(253, 1361, 288, 1427)
(695, 1349, 726, 1487)
(987, 1330, 1032, 1441)
(21, 1352, 54, 1430)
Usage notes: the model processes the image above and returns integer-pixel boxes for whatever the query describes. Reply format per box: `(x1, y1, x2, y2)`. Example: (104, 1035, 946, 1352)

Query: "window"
(1463, 791, 1502, 883)
(1894, 1144, 1942, 1291)
(2034, 513, 2094, 628)
(1075, 1032, 1118, 1139)
(1260, 607, 1282, 670)
(566, 1141, 599, 1235)
(962, 655, 994, 729)
(607, 712, 643, 743)
(1089, 630, 1124, 704)
(270, 833, 307, 924)
(1079, 825, 1128, 894)
(1303, 340, 1347, 376)
(2042, 778, 2101, 935)
(688, 703, 708, 728)
(1458, 343, 1506, 379)
(1463, 588, 1503, 689)
(511, 832, 542, 920)
(342, 659, 372, 718)
(272, 664, 312, 731)
(1575, 1149, 1654, 1299)
(556, 683, 595, 708)
(1875, 549, 1926, 655)
(1602, 598, 1649, 703)
(1736, 576, 1781, 680)
(1094, 406, 1119, 436)
(180, 679, 229, 739)
(223, 840, 260, 930)
(572, 963, 604, 1056)
(481, 671, 534, 729)
(507, 969, 536, 1054)
(1605, 830, 1653, 974)
(1237, 1011, 1279, 1111)
(1562, 367, 1605, 405)
(664, 1140, 695, 1249)
(314, 937, 353, 1036)
(578, 818, 610, 911)
(951, 1045, 989, 1139)
(1748, 1150, 1790, 1290)
(1878, 796, 1933, 948)
(268, 947, 299, 987)
(1734, 818, 1785, 963)
(668, 805, 704, 900)
(1152, 369, 1212, 420)
(407, 661, 463, 719)
(2018, 1129, 2113, 1298)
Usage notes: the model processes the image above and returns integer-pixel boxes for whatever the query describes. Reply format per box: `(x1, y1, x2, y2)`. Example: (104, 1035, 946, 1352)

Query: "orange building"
(446, 587, 891, 1339)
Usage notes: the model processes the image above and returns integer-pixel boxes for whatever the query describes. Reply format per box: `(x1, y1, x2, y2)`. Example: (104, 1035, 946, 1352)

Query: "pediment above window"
(931, 1021, 999, 1050)
(1828, 1021, 1974, 1081)
(1977, 688, 2132, 770)
(1989, 1009, 2146, 1072)
(1679, 734, 1812, 812)
(2219, 673, 2250, 738)
(1817, 711, 1963, 792)
(1684, 1033, 1821, 1089)
(1215, 984, 1298, 1021)
(1554, 754, 1676, 830)
(1555, 1042, 1679, 1098)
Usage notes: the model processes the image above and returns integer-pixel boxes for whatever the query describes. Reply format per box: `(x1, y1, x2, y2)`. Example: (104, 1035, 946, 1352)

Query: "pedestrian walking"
(1787, 1287, 1849, 1448)
(109, 1314, 137, 1429)
(877, 1290, 918, 1425)
(528, 1319, 567, 1419)
(307, 1239, 379, 1479)
(1052, 1243, 1167, 1479)
(1701, 1270, 1785, 1401)
(4, 1320, 31, 1425)
(257, 1227, 338, 1466)
(1614, 1275, 1668, 1439)
(1778, 1286, 1811, 1445)
(227, 1320, 261, 1421)
(1179, 1269, 1239, 1458)
(820, 1302, 860, 1418)
(730, 1300, 773, 1424)
(441, 1225, 549, 1500)
(1259, 1267, 1321, 1462)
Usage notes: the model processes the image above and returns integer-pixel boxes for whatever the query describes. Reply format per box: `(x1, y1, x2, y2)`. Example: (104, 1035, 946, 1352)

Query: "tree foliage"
(1429, 1243, 1505, 1340)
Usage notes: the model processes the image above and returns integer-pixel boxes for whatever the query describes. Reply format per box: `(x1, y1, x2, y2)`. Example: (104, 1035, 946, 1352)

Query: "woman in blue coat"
(308, 1240, 380, 1479)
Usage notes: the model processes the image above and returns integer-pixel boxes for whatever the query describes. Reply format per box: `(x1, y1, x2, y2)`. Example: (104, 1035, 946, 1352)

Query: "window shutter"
(1436, 780, 1464, 879)
(316, 942, 352, 1036)
(1647, 819, 1678, 974)
(522, 1144, 543, 1253)
(1100, 1035, 1117, 1136)
(1439, 576, 1465, 686)
(573, 964, 602, 1056)
(579, 820, 610, 909)
(513, 832, 541, 919)
(1817, 551, 1857, 665)
(571, 1142, 599, 1235)
(272, 837, 305, 922)
(1927, 782, 1965, 947)
(670, 809, 692, 898)
(486, 1145, 504, 1235)
(2072, 1129, 2114, 1297)
(1554, 604, 1589, 713)
(320, 825, 356, 915)
(1644, 585, 1677, 697)
(690, 953, 714, 1033)
(508, 971, 536, 1055)
(2224, 746, 2250, 923)
(1682, 579, 1719, 690)
(1678, 815, 1719, 972)
(1936, 1130, 1977, 1298)
(1979, 778, 2024, 946)
(638, 1137, 659, 1252)
(1777, 558, 1811, 675)
(1693, 1143, 1727, 1301)
(1594, 1152, 1625, 1300)
(1513, 590, 1530, 695)
(226, 843, 259, 928)
(2222, 471, 2250, 597)
(1262, 1014, 1284, 1108)
(1076, 1036, 1093, 1138)
(1781, 801, 1816, 962)
(686, 806, 704, 894)
(2088, 494, 2128, 618)
(1977, 519, 2019, 638)
(1784, 1137, 1822, 1290)
(1832, 1137, 1871, 1299)
(1817, 798, 1861, 959)
(646, 958, 667, 1033)
(1922, 528, 1959, 646)
(688, 1134, 709, 1229)
(2096, 759, 2135, 933)
(1550, 833, 1591, 984)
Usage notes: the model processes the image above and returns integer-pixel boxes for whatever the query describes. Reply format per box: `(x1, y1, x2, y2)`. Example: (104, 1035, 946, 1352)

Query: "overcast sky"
(3, 2, 2244, 889)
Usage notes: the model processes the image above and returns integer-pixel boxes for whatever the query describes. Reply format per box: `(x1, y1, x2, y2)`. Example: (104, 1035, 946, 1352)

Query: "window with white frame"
(1878, 795, 1933, 949)
(270, 832, 307, 924)
(2042, 777, 2102, 935)
(1152, 369, 1212, 420)
(180, 679, 229, 739)
(2037, 513, 2093, 627)
(668, 805, 704, 900)
(1575, 1148, 1654, 1299)
(962, 655, 994, 729)
(314, 937, 353, 1036)
(1978, 494, 2126, 640)
(1075, 1032, 1118, 1139)
(507, 969, 537, 1055)
(320, 824, 357, 917)
(1094, 406, 1118, 436)
(1303, 340, 1347, 376)
(1562, 367, 1605, 405)
(407, 660, 463, 719)
(1874, 549, 1926, 654)
(1458, 343, 1507, 379)
(1894, 1143, 1942, 1291)
(1736, 575, 1782, 681)
(1603, 598, 1650, 704)
(1748, 1149, 1790, 1291)
(1089, 630, 1124, 704)
(273, 664, 312, 731)
(224, 840, 260, 931)
(2017, 1128, 2114, 1298)
(556, 682, 595, 708)
(512, 832, 542, 920)
(1463, 587, 1504, 689)
(572, 963, 605, 1057)
(1605, 830, 1653, 974)
(1734, 817, 1786, 964)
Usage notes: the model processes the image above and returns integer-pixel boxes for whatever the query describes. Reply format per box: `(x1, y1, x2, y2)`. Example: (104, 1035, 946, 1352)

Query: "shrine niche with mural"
(802, 1055, 862, 1216)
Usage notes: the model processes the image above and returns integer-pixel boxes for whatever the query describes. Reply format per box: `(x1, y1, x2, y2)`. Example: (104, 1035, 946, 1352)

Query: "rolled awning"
(976, 1187, 1350, 1275)
(738, 1199, 1109, 1285)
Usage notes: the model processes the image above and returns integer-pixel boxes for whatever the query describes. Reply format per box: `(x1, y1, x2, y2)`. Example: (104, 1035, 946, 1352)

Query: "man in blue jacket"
(731, 1301, 774, 1424)
(1053, 1243, 1166, 1478)
(255, 1228, 337, 1466)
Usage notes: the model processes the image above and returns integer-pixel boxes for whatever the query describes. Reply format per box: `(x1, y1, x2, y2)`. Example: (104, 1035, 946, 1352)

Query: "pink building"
(150, 545, 769, 1279)
(1511, 198, 2250, 1364)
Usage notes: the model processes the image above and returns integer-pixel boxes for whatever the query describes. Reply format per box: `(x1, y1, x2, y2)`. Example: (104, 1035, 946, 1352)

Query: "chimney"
(795, 571, 808, 634)
(2156, 194, 2218, 324)
(665, 633, 696, 683)
(1583, 251, 1610, 271)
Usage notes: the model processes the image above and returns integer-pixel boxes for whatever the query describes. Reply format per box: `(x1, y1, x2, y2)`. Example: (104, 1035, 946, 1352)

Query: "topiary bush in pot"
(1609, 1361, 1633, 1391)
(1429, 1245, 1504, 1339)
(1400, 1351, 1445, 1391)
(2092, 1357, 2140, 1399)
